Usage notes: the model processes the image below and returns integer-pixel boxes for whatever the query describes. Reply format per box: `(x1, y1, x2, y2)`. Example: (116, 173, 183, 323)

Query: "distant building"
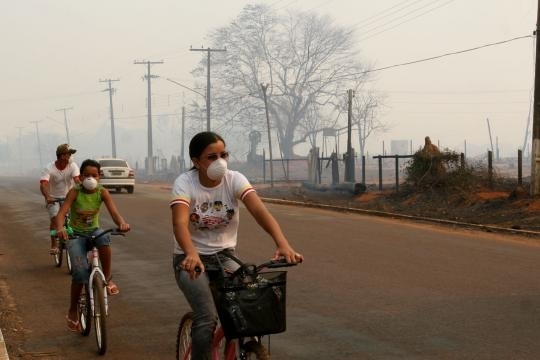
(391, 140, 409, 155)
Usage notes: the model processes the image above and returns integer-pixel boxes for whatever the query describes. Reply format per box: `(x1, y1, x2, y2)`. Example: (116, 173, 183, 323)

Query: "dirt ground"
(255, 181, 540, 233)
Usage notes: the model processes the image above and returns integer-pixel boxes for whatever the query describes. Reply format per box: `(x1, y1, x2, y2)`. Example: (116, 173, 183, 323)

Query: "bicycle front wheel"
(79, 285, 92, 336)
(53, 241, 63, 267)
(243, 340, 270, 360)
(176, 312, 193, 360)
(92, 276, 108, 355)
(66, 249, 72, 274)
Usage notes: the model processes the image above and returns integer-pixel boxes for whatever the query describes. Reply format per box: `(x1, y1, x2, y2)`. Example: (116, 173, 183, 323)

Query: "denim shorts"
(67, 229, 111, 283)
(45, 198, 64, 219)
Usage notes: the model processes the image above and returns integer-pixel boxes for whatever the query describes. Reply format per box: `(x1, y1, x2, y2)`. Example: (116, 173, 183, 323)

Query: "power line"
(314, 34, 533, 84)
(357, 0, 456, 42)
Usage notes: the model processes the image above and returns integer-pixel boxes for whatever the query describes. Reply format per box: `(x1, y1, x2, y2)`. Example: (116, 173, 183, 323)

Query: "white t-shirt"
(40, 161, 80, 198)
(169, 169, 255, 255)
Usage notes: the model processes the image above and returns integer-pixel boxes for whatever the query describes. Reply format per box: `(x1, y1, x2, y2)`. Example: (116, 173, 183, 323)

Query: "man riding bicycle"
(39, 143, 80, 255)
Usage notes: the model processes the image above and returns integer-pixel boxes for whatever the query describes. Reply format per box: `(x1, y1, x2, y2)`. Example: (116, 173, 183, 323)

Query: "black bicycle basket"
(209, 254, 288, 339)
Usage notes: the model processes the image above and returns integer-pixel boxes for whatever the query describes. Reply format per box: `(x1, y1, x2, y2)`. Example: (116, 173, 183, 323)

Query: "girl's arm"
(101, 188, 130, 232)
(242, 191, 303, 264)
(171, 204, 203, 276)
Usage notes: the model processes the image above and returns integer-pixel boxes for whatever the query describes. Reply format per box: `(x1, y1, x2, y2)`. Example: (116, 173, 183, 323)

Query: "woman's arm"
(101, 188, 130, 232)
(171, 204, 204, 276)
(242, 191, 303, 264)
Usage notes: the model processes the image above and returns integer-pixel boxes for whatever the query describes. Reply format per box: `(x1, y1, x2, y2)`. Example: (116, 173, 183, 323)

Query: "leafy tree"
(191, 4, 376, 158)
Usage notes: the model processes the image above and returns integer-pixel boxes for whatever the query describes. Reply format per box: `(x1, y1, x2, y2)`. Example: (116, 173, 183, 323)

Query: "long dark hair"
(189, 132, 225, 169)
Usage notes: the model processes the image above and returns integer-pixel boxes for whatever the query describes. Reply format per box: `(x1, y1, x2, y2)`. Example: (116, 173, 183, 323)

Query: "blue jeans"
(67, 229, 111, 284)
(173, 250, 239, 360)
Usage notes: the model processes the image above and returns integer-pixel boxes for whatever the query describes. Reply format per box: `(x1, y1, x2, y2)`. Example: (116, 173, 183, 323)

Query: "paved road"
(2, 176, 540, 359)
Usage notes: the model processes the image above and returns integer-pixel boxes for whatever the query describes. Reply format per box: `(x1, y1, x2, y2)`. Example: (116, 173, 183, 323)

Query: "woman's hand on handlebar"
(181, 254, 205, 279)
(274, 246, 304, 265)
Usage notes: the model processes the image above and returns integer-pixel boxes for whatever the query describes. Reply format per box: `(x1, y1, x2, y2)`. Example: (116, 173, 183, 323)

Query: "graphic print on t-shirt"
(190, 200, 234, 230)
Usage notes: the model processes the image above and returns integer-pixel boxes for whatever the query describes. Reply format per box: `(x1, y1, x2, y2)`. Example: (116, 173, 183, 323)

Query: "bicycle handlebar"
(195, 257, 297, 274)
(50, 227, 125, 239)
(257, 258, 298, 271)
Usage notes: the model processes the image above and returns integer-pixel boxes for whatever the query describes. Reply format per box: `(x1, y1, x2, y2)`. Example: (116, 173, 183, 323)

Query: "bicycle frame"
(87, 246, 108, 317)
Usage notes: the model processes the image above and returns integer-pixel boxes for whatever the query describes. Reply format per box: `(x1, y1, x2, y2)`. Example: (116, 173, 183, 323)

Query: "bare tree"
(352, 90, 388, 160)
(191, 4, 371, 158)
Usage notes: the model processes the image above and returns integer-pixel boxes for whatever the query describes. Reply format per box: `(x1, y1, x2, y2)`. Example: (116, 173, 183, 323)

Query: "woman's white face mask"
(82, 177, 98, 190)
(206, 158, 228, 181)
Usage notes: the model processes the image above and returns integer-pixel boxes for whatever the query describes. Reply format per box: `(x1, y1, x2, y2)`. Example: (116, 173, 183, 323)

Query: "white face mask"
(68, 157, 74, 164)
(82, 177, 98, 190)
(206, 158, 228, 181)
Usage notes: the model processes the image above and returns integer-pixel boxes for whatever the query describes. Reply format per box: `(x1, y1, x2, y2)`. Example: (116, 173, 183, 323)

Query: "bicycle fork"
(88, 247, 109, 316)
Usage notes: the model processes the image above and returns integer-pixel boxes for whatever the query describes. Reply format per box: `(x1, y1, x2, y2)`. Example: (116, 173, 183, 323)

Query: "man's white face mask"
(206, 158, 228, 181)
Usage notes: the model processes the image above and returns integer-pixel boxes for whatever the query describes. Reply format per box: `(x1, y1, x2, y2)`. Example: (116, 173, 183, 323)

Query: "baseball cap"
(56, 143, 77, 156)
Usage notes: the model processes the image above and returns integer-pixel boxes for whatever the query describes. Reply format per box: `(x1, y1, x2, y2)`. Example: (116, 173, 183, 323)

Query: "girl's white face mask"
(206, 158, 228, 181)
(82, 177, 98, 190)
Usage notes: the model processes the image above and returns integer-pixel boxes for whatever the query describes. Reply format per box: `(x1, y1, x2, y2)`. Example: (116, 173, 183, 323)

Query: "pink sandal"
(66, 315, 80, 332)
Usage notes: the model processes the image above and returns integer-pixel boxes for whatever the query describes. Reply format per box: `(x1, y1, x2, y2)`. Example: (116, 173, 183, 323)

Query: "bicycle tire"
(53, 241, 63, 267)
(243, 340, 270, 360)
(177, 312, 197, 360)
(79, 285, 92, 336)
(66, 250, 72, 274)
(93, 276, 108, 355)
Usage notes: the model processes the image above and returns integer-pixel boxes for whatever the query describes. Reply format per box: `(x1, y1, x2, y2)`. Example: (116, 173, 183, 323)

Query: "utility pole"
(134, 60, 163, 176)
(55, 107, 73, 144)
(189, 46, 226, 131)
(16, 126, 23, 175)
(345, 89, 355, 182)
(181, 106, 185, 172)
(261, 83, 274, 187)
(100, 78, 120, 158)
(30, 120, 43, 168)
(532, 0, 540, 195)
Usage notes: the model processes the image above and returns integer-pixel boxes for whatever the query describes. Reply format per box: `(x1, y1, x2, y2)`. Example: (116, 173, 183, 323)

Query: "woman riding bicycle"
(55, 159, 130, 332)
(170, 131, 303, 360)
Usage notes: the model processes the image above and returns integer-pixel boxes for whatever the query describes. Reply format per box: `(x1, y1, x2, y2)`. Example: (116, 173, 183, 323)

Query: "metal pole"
(261, 83, 274, 187)
(100, 79, 119, 158)
(189, 46, 226, 131)
(531, 0, 540, 195)
(56, 107, 73, 144)
(206, 51, 210, 131)
(181, 106, 185, 172)
(134, 60, 164, 176)
(147, 62, 153, 174)
(30, 120, 43, 168)
(346, 89, 355, 182)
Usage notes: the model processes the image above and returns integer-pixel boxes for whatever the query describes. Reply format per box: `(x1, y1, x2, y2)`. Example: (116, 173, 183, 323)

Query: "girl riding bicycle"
(170, 131, 303, 360)
(55, 159, 130, 332)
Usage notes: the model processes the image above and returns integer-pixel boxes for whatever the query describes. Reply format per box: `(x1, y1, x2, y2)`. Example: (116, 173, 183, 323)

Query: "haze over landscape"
(0, 0, 536, 176)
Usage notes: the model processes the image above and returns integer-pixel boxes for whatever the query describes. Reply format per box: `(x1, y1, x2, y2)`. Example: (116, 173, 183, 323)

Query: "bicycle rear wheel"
(92, 276, 108, 355)
(176, 312, 193, 360)
(79, 285, 92, 336)
(242, 340, 270, 360)
(53, 240, 63, 267)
